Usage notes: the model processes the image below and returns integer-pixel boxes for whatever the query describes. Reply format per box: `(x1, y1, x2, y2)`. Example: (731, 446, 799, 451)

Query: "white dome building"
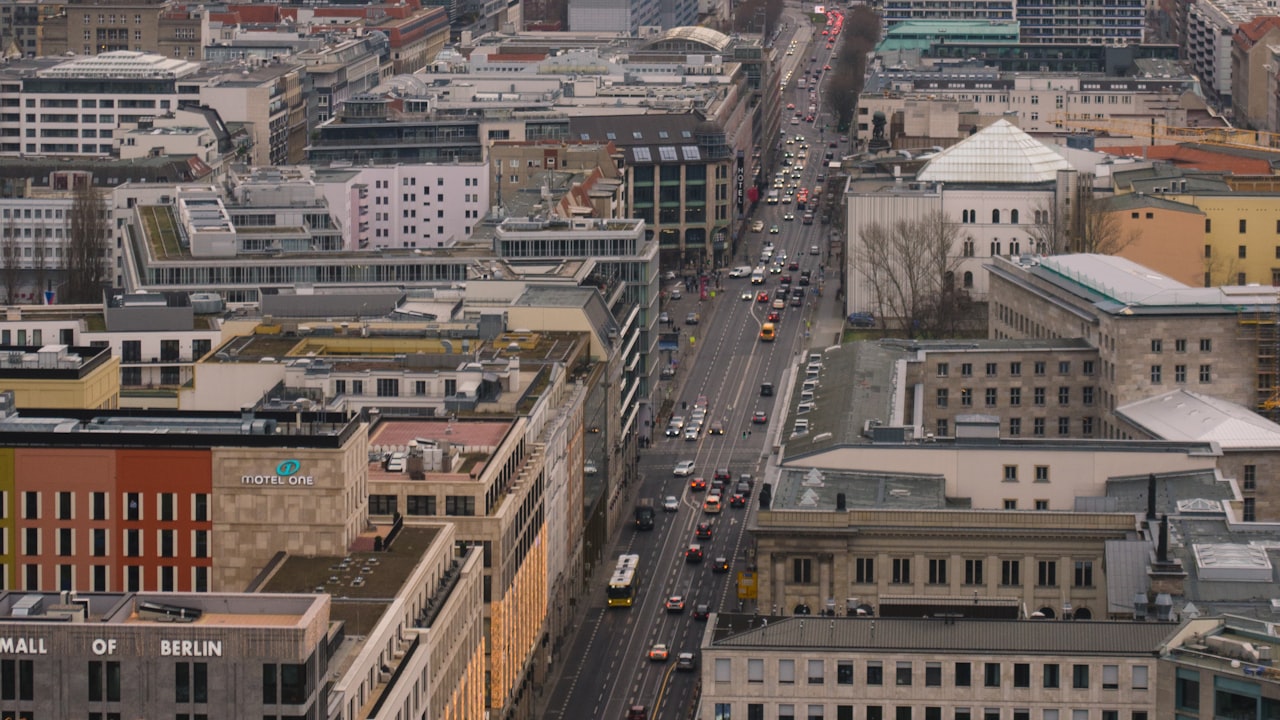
(845, 120, 1080, 317)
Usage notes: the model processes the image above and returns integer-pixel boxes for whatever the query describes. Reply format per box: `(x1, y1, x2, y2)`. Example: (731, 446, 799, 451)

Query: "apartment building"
(698, 615, 1169, 720)
(881, 0, 1144, 44)
(1161, 616, 1280, 718)
(1230, 16, 1280, 130)
(0, 344, 119, 409)
(1185, 0, 1277, 109)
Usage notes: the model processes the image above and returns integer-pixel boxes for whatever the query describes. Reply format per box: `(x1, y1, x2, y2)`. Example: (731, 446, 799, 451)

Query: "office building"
(0, 344, 118, 409)
(881, 0, 1144, 44)
(1185, 0, 1278, 109)
(40, 0, 206, 60)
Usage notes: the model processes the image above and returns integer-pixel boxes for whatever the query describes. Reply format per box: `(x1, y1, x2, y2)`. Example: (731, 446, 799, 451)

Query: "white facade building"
(845, 120, 1075, 317)
(315, 163, 489, 250)
(0, 51, 202, 157)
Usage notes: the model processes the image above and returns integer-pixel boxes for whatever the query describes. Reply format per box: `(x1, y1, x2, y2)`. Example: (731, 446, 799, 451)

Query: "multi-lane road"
(540, 10, 847, 720)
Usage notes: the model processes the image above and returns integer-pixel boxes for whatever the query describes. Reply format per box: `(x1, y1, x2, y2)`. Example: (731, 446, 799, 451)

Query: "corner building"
(0, 401, 366, 594)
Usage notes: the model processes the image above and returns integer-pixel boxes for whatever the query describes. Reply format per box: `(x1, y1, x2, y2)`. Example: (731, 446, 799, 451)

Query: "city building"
(314, 161, 490, 250)
(309, 94, 491, 166)
(40, 0, 207, 60)
(1106, 166, 1280, 288)
(0, 0, 53, 58)
(987, 253, 1280, 424)
(195, 60, 308, 167)
(0, 398, 368, 594)
(881, 0, 1144, 44)
(0, 343, 118, 409)
(1162, 616, 1280, 717)
(845, 120, 1079, 314)
(294, 33, 393, 126)
(698, 615, 1170, 720)
(1231, 16, 1280, 130)
(1185, 0, 1279, 111)
(486, 140, 623, 216)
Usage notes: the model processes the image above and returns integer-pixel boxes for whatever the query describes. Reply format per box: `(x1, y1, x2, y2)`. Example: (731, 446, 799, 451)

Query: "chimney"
(1146, 473, 1157, 520)
(1158, 514, 1169, 564)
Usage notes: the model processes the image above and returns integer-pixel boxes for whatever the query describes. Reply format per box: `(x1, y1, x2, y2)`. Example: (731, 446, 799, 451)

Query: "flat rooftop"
(260, 526, 442, 636)
(771, 467, 948, 511)
(0, 591, 325, 629)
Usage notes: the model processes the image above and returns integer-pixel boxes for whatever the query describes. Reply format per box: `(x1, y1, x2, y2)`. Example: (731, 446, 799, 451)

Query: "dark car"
(767, 310, 781, 323)
(788, 261, 800, 271)
(847, 312, 877, 328)
(692, 604, 711, 621)
(736, 480, 752, 497)
(729, 493, 746, 508)
(714, 467, 732, 481)
(780, 274, 792, 285)
(696, 521, 714, 539)
(712, 557, 730, 573)
(689, 477, 707, 492)
(760, 382, 774, 397)
(685, 544, 704, 563)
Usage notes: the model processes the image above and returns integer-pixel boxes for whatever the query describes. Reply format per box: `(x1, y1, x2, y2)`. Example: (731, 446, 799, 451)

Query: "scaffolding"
(1240, 309, 1280, 417)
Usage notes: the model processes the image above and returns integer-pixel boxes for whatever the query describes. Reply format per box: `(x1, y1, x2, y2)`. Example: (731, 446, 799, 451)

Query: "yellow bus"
(759, 322, 776, 341)
(607, 554, 641, 607)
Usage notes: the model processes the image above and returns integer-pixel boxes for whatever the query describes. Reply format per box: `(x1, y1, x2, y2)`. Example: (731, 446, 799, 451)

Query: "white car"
(664, 495, 680, 512)
(584, 460, 598, 475)
(741, 290, 754, 301)
(728, 266, 753, 278)
(673, 460, 696, 476)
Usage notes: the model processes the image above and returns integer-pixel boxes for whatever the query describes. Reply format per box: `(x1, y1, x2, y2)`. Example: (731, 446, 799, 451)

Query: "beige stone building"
(42, 0, 206, 60)
(698, 614, 1170, 720)
(988, 254, 1278, 436)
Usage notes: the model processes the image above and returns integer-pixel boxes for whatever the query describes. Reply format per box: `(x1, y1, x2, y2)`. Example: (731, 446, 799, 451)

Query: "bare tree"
(65, 181, 108, 304)
(1026, 199, 1069, 255)
(0, 216, 18, 305)
(856, 210, 964, 337)
(1076, 196, 1140, 255)
(32, 221, 46, 305)
(1203, 249, 1243, 287)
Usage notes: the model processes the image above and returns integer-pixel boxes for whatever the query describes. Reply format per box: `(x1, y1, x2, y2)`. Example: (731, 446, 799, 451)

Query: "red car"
(752, 411, 768, 424)
(824, 65, 832, 71)
(714, 468, 732, 481)
(756, 291, 770, 303)
(767, 310, 781, 323)
(690, 477, 707, 491)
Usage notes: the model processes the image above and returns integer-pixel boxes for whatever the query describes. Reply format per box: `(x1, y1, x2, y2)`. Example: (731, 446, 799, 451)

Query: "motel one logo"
(241, 459, 315, 487)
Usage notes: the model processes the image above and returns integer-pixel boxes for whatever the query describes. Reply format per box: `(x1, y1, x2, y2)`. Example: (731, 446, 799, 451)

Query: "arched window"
(1011, 241, 1020, 256)
(990, 240, 1001, 256)
(992, 209, 1001, 224)
(963, 271, 974, 288)
(962, 209, 970, 223)
(1011, 209, 1019, 224)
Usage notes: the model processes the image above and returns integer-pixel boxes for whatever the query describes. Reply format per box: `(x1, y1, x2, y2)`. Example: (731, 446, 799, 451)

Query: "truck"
(634, 499, 655, 530)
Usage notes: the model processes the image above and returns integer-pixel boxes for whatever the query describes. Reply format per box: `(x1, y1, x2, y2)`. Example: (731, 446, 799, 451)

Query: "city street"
(538, 8, 849, 719)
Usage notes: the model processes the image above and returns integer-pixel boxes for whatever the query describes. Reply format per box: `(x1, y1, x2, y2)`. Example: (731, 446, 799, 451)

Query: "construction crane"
(1054, 116, 1280, 152)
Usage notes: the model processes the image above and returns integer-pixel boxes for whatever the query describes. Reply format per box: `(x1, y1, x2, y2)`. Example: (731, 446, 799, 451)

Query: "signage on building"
(241, 459, 314, 487)
(0, 637, 46, 654)
(160, 639, 223, 657)
(735, 151, 745, 213)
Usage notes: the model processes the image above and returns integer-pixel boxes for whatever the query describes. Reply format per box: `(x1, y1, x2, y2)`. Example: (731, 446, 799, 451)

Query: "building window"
(936, 389, 948, 407)
(896, 662, 912, 686)
(57, 492, 72, 520)
(985, 363, 997, 377)
(1044, 663, 1060, 688)
(793, 558, 813, 583)
(444, 496, 475, 516)
(1072, 664, 1089, 689)
(1101, 664, 1119, 690)
(1009, 417, 1021, 436)
(1034, 361, 1046, 376)
(985, 388, 997, 407)
(1037, 560, 1057, 587)
(937, 363, 949, 377)
(1151, 339, 1163, 352)
(748, 658, 764, 683)
(376, 378, 399, 397)
(92, 492, 107, 520)
(837, 662, 853, 685)
(1004, 499, 1017, 510)
(21, 492, 36, 520)
(925, 662, 942, 687)
(1033, 418, 1045, 437)
(369, 495, 397, 516)
(984, 663, 1000, 687)
(715, 658, 731, 683)
(1082, 386, 1094, 405)
(936, 419, 948, 437)
(125, 529, 140, 557)
(1244, 497, 1256, 522)
(1009, 387, 1021, 406)
(58, 527, 72, 556)
(927, 558, 947, 585)
(88, 660, 122, 702)
(960, 388, 973, 407)
(0, 659, 34, 700)
(175, 662, 208, 703)
(1033, 387, 1045, 406)
(1244, 465, 1256, 490)
(1150, 365, 1162, 383)
(1176, 339, 1187, 352)
(193, 494, 208, 522)
(1200, 338, 1213, 352)
(1058, 387, 1070, 405)
(855, 557, 874, 583)
(955, 662, 971, 687)
(964, 559, 983, 585)
(1010, 362, 1022, 376)
(125, 492, 141, 520)
(1241, 220, 1248, 235)
(1132, 665, 1149, 690)
(808, 660, 824, 684)
(1035, 499, 1049, 510)
(1175, 365, 1186, 383)
(892, 558, 911, 584)
(92, 528, 107, 557)
(779, 659, 795, 684)
(406, 495, 436, 515)
(159, 493, 174, 522)
(961, 363, 973, 377)
(1003, 465, 1018, 482)
(193, 530, 208, 559)
(1074, 560, 1094, 587)
(1199, 364, 1211, 383)
(1001, 560, 1020, 586)
(867, 662, 883, 685)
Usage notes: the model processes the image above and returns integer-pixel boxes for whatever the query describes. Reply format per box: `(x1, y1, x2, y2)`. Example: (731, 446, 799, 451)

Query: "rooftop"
(1118, 390, 1280, 449)
(917, 119, 1071, 184)
(781, 341, 910, 458)
(369, 418, 513, 454)
(36, 50, 201, 80)
(0, 591, 325, 629)
(771, 467, 948, 511)
(709, 614, 1178, 654)
(260, 526, 442, 636)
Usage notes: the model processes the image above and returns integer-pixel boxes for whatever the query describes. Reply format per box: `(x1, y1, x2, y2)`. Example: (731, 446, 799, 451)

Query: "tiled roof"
(1234, 15, 1280, 50)
(710, 616, 1178, 655)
